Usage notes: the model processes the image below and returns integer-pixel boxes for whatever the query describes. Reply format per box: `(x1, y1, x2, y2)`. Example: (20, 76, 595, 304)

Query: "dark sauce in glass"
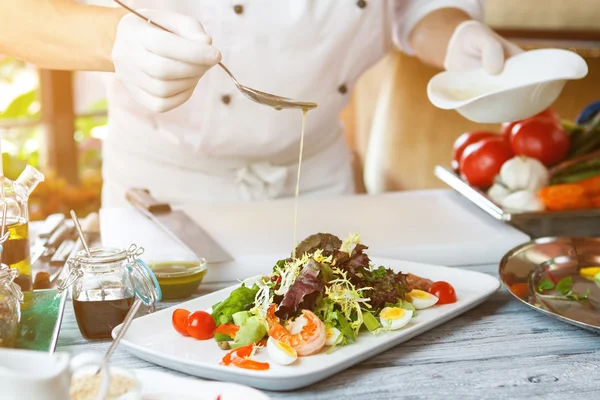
(73, 297, 134, 339)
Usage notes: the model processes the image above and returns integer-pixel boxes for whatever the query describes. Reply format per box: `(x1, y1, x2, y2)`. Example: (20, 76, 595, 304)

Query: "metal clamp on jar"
(58, 244, 162, 340)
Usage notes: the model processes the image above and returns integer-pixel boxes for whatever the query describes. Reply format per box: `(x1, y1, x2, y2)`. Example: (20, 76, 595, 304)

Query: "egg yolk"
(381, 308, 405, 321)
(409, 289, 430, 299)
(275, 340, 297, 357)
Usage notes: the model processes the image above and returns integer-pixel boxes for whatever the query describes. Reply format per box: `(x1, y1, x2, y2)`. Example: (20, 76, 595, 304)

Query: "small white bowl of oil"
(427, 48, 588, 123)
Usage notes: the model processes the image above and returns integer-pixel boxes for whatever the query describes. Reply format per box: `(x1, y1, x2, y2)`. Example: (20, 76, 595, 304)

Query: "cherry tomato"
(172, 308, 190, 336)
(187, 311, 217, 340)
(501, 107, 560, 142)
(451, 131, 498, 171)
(510, 118, 570, 166)
(428, 281, 457, 304)
(534, 107, 560, 122)
(459, 137, 513, 188)
(215, 323, 240, 339)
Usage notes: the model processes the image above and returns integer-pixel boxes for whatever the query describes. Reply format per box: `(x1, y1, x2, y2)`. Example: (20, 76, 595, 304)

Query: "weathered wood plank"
(56, 264, 600, 399)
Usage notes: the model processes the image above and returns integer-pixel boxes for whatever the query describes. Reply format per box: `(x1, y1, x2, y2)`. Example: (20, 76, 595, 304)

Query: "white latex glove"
(444, 20, 523, 75)
(112, 10, 221, 113)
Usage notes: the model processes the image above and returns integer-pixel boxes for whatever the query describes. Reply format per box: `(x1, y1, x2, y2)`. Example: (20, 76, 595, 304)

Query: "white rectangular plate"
(114, 258, 500, 391)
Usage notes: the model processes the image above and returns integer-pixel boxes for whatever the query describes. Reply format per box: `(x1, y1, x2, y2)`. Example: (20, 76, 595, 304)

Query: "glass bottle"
(0, 265, 23, 348)
(0, 165, 45, 291)
(59, 244, 161, 340)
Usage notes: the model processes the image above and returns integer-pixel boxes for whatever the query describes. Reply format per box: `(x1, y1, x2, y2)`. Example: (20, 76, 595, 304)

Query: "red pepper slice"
(231, 352, 270, 371)
(220, 343, 254, 366)
(220, 343, 269, 370)
(215, 323, 240, 339)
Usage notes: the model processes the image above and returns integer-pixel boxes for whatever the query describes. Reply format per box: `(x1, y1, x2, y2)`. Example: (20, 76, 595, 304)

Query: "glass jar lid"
(59, 245, 162, 305)
(125, 244, 162, 305)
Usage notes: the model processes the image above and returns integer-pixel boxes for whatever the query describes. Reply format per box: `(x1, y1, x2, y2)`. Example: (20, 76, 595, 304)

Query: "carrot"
(591, 195, 600, 208)
(539, 184, 592, 211)
(509, 283, 529, 299)
(574, 175, 600, 195)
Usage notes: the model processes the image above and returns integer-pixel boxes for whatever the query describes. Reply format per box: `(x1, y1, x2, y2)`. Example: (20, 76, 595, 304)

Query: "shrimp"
(266, 305, 326, 356)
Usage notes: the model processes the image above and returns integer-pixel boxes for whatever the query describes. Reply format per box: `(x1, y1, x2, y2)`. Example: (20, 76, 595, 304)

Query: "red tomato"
(172, 309, 190, 336)
(510, 118, 570, 166)
(501, 108, 560, 142)
(187, 311, 217, 340)
(451, 131, 498, 171)
(534, 107, 560, 122)
(429, 281, 457, 304)
(459, 137, 513, 188)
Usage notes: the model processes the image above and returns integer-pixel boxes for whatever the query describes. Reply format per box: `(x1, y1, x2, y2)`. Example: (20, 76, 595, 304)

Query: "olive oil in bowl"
(149, 259, 207, 301)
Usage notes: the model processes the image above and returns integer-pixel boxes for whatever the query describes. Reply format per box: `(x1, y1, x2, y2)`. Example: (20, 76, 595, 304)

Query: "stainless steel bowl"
(499, 236, 600, 334)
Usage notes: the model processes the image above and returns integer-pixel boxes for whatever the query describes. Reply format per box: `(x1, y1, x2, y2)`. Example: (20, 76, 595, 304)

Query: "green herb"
(555, 276, 573, 295)
(362, 310, 380, 332)
(211, 284, 259, 325)
(537, 279, 555, 292)
(320, 262, 335, 284)
(272, 259, 286, 274)
(334, 310, 356, 343)
(536, 276, 590, 301)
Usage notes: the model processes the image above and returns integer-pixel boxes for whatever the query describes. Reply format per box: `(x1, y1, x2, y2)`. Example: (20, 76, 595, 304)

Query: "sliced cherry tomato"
(187, 310, 216, 340)
(510, 118, 570, 167)
(451, 131, 498, 171)
(459, 137, 513, 188)
(221, 343, 255, 365)
(428, 281, 457, 304)
(215, 323, 240, 339)
(172, 308, 191, 336)
(231, 353, 270, 371)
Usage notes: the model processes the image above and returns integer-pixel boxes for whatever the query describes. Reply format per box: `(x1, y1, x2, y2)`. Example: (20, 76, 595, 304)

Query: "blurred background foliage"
(0, 56, 105, 220)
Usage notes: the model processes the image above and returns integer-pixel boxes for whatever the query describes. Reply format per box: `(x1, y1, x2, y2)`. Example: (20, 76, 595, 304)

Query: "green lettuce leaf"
(211, 284, 259, 325)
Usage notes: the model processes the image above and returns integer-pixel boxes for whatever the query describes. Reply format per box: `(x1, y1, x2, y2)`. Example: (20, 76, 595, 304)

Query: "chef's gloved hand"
(112, 10, 221, 113)
(444, 20, 523, 75)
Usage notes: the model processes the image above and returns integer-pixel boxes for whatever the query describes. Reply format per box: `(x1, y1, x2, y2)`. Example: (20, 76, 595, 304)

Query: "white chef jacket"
(100, 0, 483, 207)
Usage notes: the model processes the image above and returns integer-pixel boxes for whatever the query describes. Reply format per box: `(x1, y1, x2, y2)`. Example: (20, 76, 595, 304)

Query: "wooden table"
(56, 263, 600, 399)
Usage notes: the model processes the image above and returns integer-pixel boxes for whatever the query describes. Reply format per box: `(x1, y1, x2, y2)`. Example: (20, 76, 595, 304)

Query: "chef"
(0, 1, 521, 207)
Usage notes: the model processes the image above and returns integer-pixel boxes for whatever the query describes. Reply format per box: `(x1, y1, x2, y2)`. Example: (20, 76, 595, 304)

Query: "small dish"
(499, 236, 600, 333)
(70, 365, 142, 400)
(145, 253, 208, 301)
(427, 48, 588, 123)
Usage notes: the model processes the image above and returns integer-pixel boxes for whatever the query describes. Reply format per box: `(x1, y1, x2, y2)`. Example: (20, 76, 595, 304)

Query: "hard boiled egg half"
(379, 307, 413, 330)
(325, 327, 342, 346)
(407, 289, 439, 309)
(267, 337, 298, 365)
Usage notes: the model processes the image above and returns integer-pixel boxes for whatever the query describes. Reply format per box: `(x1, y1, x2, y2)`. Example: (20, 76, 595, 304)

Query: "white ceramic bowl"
(427, 48, 588, 123)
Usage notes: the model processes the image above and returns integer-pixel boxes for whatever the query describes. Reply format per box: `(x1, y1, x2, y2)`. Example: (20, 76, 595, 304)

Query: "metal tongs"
(112, 0, 317, 111)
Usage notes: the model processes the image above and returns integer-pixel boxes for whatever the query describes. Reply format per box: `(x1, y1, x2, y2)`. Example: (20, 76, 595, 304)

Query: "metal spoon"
(112, 0, 317, 111)
(70, 210, 91, 257)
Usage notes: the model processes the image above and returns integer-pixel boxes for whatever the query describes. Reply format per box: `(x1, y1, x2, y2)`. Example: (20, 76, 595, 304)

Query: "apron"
(100, 0, 393, 207)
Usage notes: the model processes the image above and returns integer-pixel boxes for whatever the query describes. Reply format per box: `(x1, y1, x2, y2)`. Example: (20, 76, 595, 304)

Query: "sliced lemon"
(580, 267, 600, 280)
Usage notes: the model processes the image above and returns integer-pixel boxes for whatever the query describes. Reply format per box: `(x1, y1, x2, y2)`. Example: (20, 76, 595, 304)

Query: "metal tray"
(434, 165, 600, 238)
(499, 236, 600, 334)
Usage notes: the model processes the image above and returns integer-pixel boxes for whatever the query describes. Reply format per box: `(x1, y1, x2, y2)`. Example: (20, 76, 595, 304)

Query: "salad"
(171, 233, 457, 370)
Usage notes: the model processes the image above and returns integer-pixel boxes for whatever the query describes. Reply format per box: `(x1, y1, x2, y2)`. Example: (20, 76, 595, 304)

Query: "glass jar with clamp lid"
(58, 244, 161, 340)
